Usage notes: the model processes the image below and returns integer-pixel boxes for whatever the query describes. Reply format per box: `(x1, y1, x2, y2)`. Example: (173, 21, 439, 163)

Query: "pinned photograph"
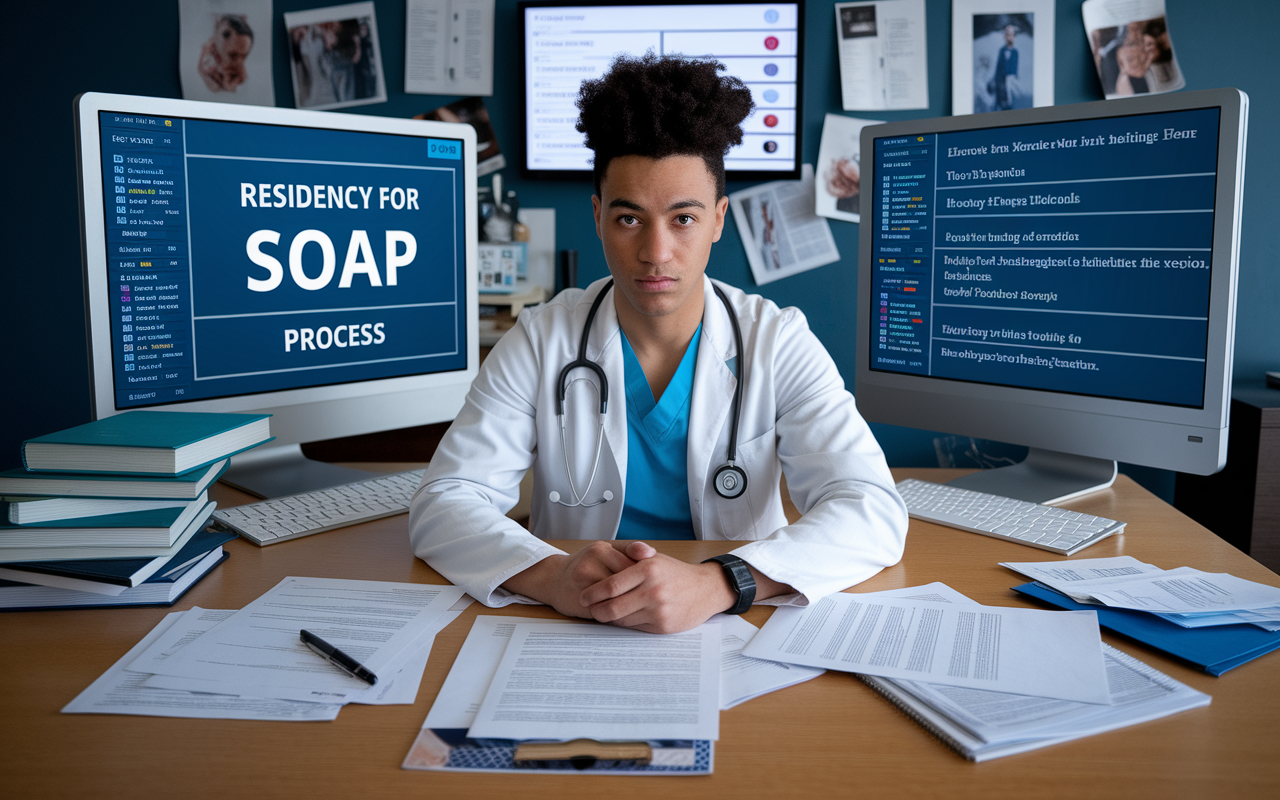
(1083, 0, 1185, 98)
(178, 0, 274, 106)
(951, 0, 1055, 115)
(815, 114, 882, 223)
(284, 2, 387, 110)
(729, 165, 841, 286)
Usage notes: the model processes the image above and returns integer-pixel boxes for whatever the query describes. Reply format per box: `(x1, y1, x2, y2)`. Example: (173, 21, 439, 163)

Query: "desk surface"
(3, 469, 1279, 799)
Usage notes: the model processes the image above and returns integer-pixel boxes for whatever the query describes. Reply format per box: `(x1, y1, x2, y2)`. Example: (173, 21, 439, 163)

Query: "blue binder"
(1014, 581, 1280, 676)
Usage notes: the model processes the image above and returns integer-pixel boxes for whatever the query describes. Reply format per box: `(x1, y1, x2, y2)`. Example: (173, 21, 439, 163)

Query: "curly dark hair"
(575, 53, 754, 199)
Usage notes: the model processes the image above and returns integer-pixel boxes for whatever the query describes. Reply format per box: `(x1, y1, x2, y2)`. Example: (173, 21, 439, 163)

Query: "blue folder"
(1014, 581, 1280, 676)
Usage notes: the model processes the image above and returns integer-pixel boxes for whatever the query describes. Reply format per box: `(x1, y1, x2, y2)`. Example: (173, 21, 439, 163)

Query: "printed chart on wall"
(869, 109, 1220, 409)
(98, 112, 468, 410)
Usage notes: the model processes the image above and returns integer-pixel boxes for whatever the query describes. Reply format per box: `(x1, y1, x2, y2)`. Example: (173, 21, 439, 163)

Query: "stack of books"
(0, 411, 271, 611)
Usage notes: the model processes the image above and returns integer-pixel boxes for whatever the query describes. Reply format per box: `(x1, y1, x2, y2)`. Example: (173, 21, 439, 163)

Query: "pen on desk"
(300, 629, 378, 685)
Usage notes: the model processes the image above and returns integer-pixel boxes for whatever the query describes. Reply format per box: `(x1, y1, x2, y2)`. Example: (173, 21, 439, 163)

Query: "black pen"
(300, 629, 378, 685)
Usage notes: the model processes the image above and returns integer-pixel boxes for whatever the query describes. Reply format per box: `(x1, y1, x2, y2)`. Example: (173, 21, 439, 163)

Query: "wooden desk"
(3, 470, 1279, 799)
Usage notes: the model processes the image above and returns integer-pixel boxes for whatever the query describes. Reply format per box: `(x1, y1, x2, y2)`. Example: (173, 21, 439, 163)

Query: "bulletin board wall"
(7, 0, 1278, 500)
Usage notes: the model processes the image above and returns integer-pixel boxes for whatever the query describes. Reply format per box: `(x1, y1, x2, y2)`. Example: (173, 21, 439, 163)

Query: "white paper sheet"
(834, 1, 929, 111)
(951, 0, 1055, 115)
(729, 164, 840, 285)
(743, 588, 1111, 704)
(467, 622, 722, 742)
(62, 612, 342, 721)
(405, 0, 495, 96)
(717, 615, 824, 709)
(178, 0, 275, 106)
(1084, 568, 1280, 614)
(1001, 556, 1163, 601)
(815, 114, 882, 223)
(144, 577, 468, 702)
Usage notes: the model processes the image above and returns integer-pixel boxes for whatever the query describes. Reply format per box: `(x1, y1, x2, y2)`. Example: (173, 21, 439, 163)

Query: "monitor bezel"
(75, 92, 480, 449)
(517, 0, 805, 182)
(854, 88, 1247, 475)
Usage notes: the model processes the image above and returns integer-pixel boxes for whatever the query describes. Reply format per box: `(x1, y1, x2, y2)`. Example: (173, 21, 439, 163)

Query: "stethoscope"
(549, 279, 748, 508)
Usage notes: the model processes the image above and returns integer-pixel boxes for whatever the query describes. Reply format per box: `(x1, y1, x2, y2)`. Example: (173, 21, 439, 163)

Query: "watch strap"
(702, 554, 757, 615)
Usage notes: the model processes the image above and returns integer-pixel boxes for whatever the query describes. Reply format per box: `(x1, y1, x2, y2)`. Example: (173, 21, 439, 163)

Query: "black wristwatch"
(702, 554, 757, 615)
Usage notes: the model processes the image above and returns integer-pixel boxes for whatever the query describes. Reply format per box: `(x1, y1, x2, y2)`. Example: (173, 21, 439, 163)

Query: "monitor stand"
(221, 444, 379, 499)
(946, 448, 1117, 505)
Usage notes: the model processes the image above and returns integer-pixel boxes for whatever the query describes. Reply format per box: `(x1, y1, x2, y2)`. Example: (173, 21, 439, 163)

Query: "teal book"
(0, 498, 215, 553)
(0, 459, 228, 500)
(21, 411, 271, 476)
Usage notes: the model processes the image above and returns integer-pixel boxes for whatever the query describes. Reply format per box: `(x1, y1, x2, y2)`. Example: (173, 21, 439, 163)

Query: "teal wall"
(6, 1, 1277, 501)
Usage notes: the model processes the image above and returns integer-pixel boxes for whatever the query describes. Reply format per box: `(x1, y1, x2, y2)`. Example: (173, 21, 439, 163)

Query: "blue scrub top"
(615, 325, 701, 540)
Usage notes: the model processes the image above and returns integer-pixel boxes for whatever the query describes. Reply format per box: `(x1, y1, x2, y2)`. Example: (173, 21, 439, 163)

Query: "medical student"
(409, 54, 907, 634)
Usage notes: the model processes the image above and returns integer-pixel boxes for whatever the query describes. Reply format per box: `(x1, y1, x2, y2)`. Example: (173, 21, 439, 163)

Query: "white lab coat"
(408, 276, 907, 607)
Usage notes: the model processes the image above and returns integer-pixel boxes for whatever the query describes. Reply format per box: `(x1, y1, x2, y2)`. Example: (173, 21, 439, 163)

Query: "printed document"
(834, 0, 929, 110)
(743, 588, 1111, 704)
(467, 622, 721, 742)
(63, 611, 342, 721)
(144, 577, 468, 702)
(1083, 568, 1280, 614)
(405, 0, 495, 95)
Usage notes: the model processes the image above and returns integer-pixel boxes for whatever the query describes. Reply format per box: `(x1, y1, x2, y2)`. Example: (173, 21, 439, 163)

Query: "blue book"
(21, 411, 271, 476)
(0, 526, 236, 588)
(1014, 581, 1280, 676)
(0, 459, 229, 500)
(0, 549, 229, 611)
(0, 493, 211, 548)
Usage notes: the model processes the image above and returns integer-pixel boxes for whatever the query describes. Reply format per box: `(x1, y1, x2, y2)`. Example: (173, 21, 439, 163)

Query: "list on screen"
(869, 107, 1221, 409)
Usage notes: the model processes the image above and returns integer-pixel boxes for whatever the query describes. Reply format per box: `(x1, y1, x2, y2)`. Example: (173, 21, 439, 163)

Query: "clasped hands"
(504, 540, 737, 635)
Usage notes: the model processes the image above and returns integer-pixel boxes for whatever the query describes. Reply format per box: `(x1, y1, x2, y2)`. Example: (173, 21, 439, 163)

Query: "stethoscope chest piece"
(714, 464, 748, 499)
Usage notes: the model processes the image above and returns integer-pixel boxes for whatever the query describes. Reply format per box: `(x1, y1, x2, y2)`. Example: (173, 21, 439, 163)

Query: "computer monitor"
(519, 0, 803, 180)
(856, 88, 1248, 503)
(75, 92, 479, 498)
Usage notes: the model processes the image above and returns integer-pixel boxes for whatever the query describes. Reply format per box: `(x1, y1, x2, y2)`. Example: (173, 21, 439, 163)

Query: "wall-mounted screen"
(519, 0, 803, 180)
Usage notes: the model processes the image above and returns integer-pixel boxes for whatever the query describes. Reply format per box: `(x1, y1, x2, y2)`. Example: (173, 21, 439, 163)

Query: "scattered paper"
(405, 0, 495, 96)
(834, 0, 929, 111)
(730, 164, 840, 285)
(284, 2, 387, 110)
(144, 577, 467, 702)
(178, 0, 275, 106)
(1082, 0, 1185, 99)
(63, 611, 342, 721)
(743, 587, 1111, 704)
(717, 615, 824, 709)
(815, 114, 881, 223)
(951, 0, 1055, 115)
(1084, 568, 1280, 615)
(1001, 556, 1163, 601)
(467, 622, 722, 742)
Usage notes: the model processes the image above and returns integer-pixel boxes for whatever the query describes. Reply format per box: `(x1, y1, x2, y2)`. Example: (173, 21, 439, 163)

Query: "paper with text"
(835, 0, 929, 111)
(467, 622, 721, 741)
(743, 590, 1110, 704)
(405, 0, 494, 95)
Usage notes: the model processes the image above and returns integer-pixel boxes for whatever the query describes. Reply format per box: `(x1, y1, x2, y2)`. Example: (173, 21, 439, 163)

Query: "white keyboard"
(213, 469, 425, 546)
(896, 479, 1125, 556)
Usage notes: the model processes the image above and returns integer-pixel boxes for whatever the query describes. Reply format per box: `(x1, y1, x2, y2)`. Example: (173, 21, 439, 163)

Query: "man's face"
(592, 154, 727, 323)
(1004, 26, 1016, 46)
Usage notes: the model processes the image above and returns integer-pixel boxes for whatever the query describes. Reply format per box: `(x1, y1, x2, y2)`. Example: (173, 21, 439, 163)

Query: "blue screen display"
(869, 107, 1220, 408)
(98, 111, 467, 410)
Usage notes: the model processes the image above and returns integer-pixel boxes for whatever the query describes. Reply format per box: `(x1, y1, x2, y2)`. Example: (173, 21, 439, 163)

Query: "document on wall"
(467, 622, 722, 742)
(63, 611, 342, 721)
(729, 164, 840, 286)
(142, 577, 468, 702)
(743, 588, 1111, 704)
(834, 0, 929, 111)
(405, 0, 495, 96)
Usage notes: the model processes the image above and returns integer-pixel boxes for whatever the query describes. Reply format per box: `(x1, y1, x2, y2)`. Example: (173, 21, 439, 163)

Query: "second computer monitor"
(856, 89, 1247, 502)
